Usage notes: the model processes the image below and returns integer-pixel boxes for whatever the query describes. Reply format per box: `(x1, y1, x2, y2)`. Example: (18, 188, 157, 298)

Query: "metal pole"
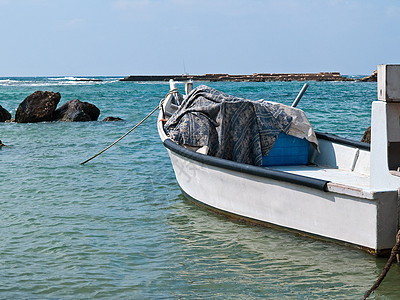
(291, 83, 309, 107)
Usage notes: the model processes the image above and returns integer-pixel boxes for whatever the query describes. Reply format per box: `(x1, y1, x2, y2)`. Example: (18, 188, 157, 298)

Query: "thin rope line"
(80, 89, 177, 165)
(361, 229, 400, 299)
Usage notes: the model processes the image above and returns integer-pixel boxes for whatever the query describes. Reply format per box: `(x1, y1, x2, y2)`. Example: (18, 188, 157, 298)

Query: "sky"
(0, 0, 399, 76)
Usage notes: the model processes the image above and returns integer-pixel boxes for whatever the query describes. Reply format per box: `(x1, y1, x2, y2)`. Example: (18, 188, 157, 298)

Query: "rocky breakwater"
(120, 72, 353, 82)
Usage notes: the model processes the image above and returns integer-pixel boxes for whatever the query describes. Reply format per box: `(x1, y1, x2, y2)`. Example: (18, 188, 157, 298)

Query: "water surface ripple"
(0, 78, 397, 299)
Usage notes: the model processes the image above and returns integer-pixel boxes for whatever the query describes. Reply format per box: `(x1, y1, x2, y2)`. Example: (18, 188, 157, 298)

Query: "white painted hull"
(164, 146, 398, 254)
(157, 74, 400, 255)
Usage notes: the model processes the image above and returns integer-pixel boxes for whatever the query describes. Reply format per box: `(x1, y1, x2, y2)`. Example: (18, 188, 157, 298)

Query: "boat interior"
(160, 72, 400, 198)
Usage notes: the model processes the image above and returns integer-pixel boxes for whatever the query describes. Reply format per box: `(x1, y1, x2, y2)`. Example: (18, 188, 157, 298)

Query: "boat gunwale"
(315, 131, 370, 151)
(163, 138, 329, 191)
(160, 108, 372, 194)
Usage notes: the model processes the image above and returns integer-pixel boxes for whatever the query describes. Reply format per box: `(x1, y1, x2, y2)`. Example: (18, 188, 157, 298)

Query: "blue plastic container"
(261, 133, 309, 166)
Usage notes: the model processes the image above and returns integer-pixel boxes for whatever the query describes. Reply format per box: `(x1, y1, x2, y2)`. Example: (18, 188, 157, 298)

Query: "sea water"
(0, 77, 398, 299)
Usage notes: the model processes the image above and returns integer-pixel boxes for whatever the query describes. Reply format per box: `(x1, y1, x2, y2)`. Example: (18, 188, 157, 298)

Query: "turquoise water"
(0, 77, 398, 299)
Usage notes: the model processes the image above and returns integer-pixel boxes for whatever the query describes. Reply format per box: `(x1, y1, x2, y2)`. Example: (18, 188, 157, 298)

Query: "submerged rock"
(54, 99, 100, 122)
(15, 91, 61, 123)
(102, 116, 124, 121)
(0, 105, 11, 122)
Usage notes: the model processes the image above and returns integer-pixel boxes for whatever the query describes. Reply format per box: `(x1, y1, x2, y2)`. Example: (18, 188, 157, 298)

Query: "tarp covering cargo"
(165, 85, 317, 166)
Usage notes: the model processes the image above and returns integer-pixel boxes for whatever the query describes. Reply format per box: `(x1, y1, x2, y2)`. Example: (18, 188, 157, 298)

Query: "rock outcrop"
(0, 105, 11, 122)
(54, 99, 100, 122)
(15, 91, 61, 123)
(360, 70, 377, 82)
(8, 91, 102, 123)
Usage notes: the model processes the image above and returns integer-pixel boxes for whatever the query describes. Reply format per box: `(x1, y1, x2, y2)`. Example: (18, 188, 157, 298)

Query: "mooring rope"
(80, 89, 177, 165)
(361, 228, 400, 299)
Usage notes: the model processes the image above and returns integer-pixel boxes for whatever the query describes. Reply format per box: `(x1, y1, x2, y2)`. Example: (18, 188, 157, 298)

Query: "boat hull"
(164, 141, 398, 255)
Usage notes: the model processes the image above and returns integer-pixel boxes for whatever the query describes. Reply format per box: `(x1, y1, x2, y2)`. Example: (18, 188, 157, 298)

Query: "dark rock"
(0, 105, 11, 122)
(102, 116, 124, 121)
(54, 99, 100, 122)
(361, 126, 371, 143)
(360, 70, 377, 82)
(15, 91, 61, 123)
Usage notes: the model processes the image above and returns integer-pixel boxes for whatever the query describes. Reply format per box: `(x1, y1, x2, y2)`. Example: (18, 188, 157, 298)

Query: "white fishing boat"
(157, 65, 400, 255)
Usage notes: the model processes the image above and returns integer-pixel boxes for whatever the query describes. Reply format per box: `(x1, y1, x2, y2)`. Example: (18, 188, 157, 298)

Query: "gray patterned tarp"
(165, 85, 317, 166)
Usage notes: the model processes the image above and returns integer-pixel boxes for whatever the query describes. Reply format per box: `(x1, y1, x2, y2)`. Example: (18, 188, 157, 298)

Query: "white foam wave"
(49, 76, 93, 81)
(0, 78, 120, 87)
(137, 81, 171, 85)
(0, 79, 19, 85)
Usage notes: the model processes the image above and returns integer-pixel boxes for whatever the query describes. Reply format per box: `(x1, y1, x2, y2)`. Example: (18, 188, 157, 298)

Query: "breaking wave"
(0, 77, 121, 87)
